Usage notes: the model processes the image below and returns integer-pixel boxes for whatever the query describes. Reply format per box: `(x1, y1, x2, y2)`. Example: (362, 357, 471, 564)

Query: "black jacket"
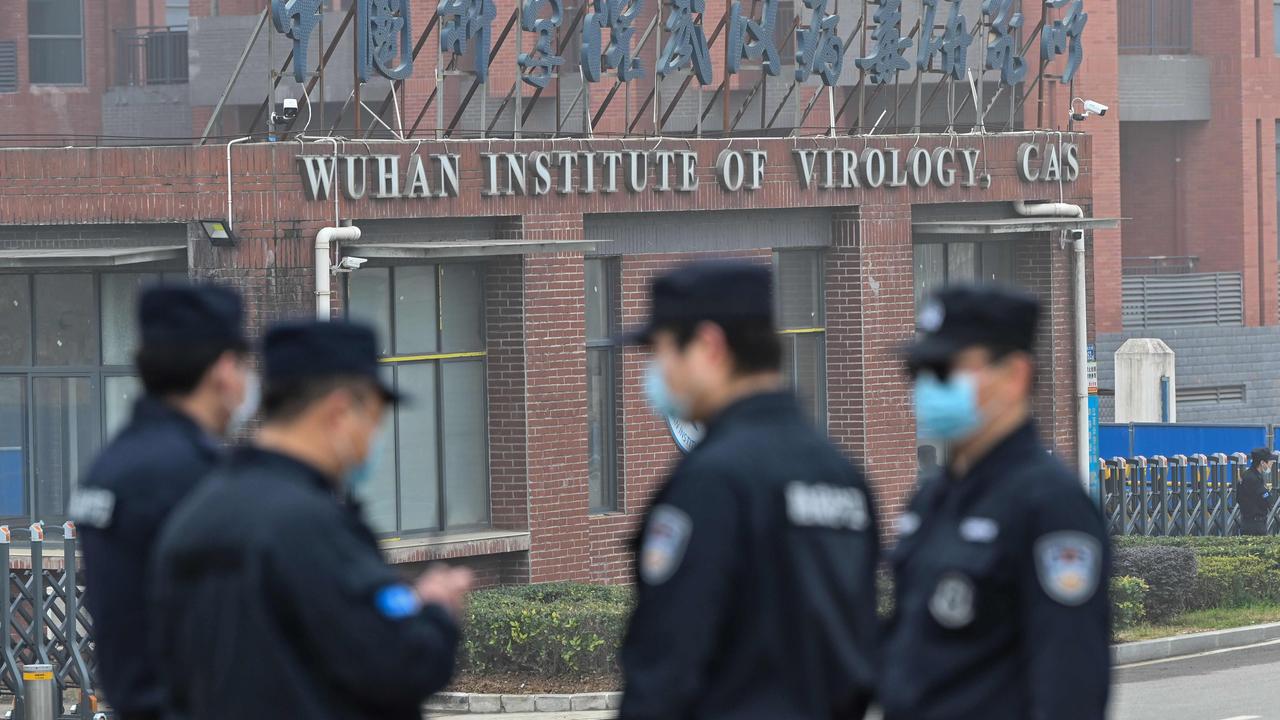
(620, 392, 880, 720)
(73, 398, 222, 716)
(1237, 467, 1272, 524)
(880, 423, 1111, 720)
(151, 447, 459, 720)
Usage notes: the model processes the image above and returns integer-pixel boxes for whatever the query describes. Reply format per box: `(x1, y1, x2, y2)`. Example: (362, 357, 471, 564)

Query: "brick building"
(1, 0, 1112, 583)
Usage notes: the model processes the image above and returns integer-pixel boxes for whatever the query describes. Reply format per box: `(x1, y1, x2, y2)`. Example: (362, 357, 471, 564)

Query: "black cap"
(621, 260, 774, 345)
(139, 284, 247, 351)
(905, 284, 1040, 368)
(263, 321, 401, 403)
(1251, 447, 1273, 465)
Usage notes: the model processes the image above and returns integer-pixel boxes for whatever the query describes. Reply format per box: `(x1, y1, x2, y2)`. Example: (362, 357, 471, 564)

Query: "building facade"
(0, 0, 1110, 582)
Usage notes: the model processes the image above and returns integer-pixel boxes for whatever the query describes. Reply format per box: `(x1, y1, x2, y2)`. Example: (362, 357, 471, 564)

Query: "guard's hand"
(414, 564, 474, 620)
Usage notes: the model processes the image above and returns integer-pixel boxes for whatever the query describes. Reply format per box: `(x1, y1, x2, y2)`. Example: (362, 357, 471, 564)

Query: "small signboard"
(666, 416, 705, 454)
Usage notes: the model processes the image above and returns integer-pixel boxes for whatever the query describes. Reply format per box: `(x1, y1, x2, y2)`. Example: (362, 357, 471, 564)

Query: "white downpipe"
(1012, 200, 1091, 491)
(225, 137, 252, 232)
(315, 226, 362, 320)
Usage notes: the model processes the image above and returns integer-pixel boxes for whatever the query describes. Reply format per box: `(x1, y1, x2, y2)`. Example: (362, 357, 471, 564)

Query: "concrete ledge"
(380, 530, 531, 565)
(425, 692, 622, 714)
(1113, 621, 1280, 665)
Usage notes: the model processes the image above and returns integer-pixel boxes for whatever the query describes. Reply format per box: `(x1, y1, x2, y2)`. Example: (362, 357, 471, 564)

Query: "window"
(27, 0, 84, 85)
(774, 250, 826, 428)
(346, 263, 489, 534)
(585, 258, 619, 513)
(0, 271, 182, 525)
(165, 0, 190, 27)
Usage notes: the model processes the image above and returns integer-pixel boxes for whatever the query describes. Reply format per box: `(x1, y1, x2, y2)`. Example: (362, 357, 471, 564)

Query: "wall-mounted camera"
(271, 98, 299, 127)
(333, 256, 368, 273)
(1070, 97, 1109, 122)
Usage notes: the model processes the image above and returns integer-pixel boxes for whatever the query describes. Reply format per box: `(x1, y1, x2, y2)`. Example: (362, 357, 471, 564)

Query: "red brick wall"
(1014, 234, 1077, 461)
(1119, 123, 1180, 260)
(485, 255, 531, 532)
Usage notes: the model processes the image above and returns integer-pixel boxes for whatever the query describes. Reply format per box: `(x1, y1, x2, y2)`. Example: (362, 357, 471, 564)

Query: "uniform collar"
(947, 421, 1040, 487)
(132, 396, 222, 457)
(230, 446, 340, 496)
(703, 391, 799, 441)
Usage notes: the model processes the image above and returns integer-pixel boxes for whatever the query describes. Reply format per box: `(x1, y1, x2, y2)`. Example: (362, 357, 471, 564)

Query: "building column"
(825, 205, 917, 517)
(1014, 235, 1079, 463)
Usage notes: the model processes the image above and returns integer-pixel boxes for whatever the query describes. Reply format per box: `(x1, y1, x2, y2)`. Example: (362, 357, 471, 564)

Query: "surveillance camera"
(334, 256, 368, 273)
(271, 98, 299, 126)
(1082, 100, 1108, 117)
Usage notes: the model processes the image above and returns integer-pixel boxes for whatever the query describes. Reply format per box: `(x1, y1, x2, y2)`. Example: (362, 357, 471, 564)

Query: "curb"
(1112, 621, 1280, 665)
(426, 692, 622, 714)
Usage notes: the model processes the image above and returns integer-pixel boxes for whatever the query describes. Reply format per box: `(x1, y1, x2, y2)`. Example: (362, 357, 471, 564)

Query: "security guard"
(72, 284, 251, 720)
(1237, 447, 1274, 536)
(151, 321, 471, 720)
(618, 261, 880, 720)
(880, 285, 1110, 720)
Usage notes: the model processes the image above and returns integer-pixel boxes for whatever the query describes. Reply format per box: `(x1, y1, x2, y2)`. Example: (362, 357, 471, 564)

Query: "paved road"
(1112, 639, 1280, 720)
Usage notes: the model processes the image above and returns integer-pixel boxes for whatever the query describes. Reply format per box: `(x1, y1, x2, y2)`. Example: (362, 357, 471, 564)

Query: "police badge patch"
(640, 505, 693, 586)
(1034, 531, 1102, 606)
(929, 572, 975, 629)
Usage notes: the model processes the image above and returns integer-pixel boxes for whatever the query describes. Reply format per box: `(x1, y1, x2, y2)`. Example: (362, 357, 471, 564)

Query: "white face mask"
(227, 372, 260, 435)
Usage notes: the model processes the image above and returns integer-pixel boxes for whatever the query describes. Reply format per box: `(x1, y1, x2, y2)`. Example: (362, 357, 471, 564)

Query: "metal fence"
(0, 523, 98, 720)
(1102, 453, 1280, 536)
(1119, 0, 1194, 54)
(113, 26, 189, 87)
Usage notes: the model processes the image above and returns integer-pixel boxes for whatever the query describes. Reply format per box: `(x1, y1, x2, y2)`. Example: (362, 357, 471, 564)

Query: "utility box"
(1115, 338, 1176, 423)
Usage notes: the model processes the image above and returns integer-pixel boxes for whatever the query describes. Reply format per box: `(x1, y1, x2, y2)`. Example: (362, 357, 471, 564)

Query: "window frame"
(585, 257, 620, 514)
(26, 0, 86, 86)
(344, 262, 492, 536)
(773, 249, 828, 429)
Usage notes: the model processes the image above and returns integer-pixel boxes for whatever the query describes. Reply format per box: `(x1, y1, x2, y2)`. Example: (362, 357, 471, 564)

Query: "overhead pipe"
(316, 226, 362, 320)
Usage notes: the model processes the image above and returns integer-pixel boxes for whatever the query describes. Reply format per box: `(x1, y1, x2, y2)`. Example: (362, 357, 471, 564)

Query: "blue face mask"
(346, 430, 388, 495)
(645, 361, 691, 420)
(915, 372, 982, 441)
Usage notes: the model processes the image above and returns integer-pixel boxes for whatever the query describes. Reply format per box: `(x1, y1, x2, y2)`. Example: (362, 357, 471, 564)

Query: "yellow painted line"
(379, 351, 487, 363)
(778, 327, 826, 335)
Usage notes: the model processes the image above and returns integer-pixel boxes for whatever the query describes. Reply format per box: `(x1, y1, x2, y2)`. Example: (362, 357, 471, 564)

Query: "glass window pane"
(358, 411, 399, 535)
(442, 360, 487, 528)
(0, 276, 31, 366)
(393, 266, 438, 355)
(0, 378, 27, 518)
(587, 349, 615, 511)
(777, 251, 822, 329)
(396, 363, 441, 531)
(35, 275, 98, 366)
(28, 0, 83, 35)
(947, 243, 977, 284)
(585, 259, 609, 340)
(347, 267, 392, 357)
(981, 242, 1014, 284)
(28, 39, 83, 85)
(104, 376, 141, 442)
(794, 334, 825, 427)
(441, 264, 484, 352)
(914, 244, 945, 309)
(32, 376, 96, 523)
(102, 273, 157, 366)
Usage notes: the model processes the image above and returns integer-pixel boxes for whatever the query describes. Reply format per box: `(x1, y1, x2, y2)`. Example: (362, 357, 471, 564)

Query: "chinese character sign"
(440, 0, 499, 81)
(727, 0, 781, 76)
(359, 0, 414, 82)
(657, 0, 714, 85)
(856, 0, 911, 85)
(582, 0, 644, 82)
(983, 0, 1025, 86)
(1041, 0, 1086, 84)
(271, 0, 324, 83)
(795, 0, 842, 86)
(918, 0, 969, 80)
(519, 0, 565, 87)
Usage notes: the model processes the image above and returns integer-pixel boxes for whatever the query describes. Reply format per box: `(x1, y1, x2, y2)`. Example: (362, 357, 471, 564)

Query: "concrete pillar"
(1115, 338, 1176, 423)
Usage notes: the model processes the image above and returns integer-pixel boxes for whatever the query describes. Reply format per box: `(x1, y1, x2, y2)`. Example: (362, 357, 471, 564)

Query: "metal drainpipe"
(1012, 200, 1090, 491)
(315, 226, 362, 320)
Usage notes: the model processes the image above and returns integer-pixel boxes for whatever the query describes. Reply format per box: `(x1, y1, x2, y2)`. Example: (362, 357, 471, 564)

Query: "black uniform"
(73, 398, 221, 718)
(620, 392, 880, 720)
(879, 423, 1110, 720)
(1237, 467, 1272, 536)
(151, 447, 458, 720)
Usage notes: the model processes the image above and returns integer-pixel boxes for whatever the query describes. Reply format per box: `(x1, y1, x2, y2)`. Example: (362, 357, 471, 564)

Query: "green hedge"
(459, 582, 632, 678)
(1190, 555, 1280, 610)
(1112, 545, 1198, 621)
(1111, 576, 1148, 630)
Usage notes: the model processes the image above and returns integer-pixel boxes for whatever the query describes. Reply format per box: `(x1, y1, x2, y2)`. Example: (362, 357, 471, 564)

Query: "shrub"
(1190, 555, 1280, 610)
(1112, 545, 1198, 621)
(459, 582, 632, 678)
(1110, 576, 1148, 630)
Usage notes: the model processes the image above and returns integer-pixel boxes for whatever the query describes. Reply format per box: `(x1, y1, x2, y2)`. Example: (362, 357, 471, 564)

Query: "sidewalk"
(433, 714, 614, 720)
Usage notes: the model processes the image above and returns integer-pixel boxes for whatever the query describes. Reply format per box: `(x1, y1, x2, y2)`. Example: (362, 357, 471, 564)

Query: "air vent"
(0, 42, 17, 93)
(1177, 385, 1246, 406)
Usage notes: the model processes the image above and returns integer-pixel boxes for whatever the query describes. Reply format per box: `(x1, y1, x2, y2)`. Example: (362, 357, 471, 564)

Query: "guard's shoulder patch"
(1034, 530, 1102, 606)
(640, 505, 692, 586)
(374, 584, 422, 620)
(67, 488, 117, 530)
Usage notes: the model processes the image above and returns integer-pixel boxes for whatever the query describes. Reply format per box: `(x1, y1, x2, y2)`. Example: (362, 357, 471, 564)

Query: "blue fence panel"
(1100, 425, 1130, 458)
(1100, 423, 1268, 460)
